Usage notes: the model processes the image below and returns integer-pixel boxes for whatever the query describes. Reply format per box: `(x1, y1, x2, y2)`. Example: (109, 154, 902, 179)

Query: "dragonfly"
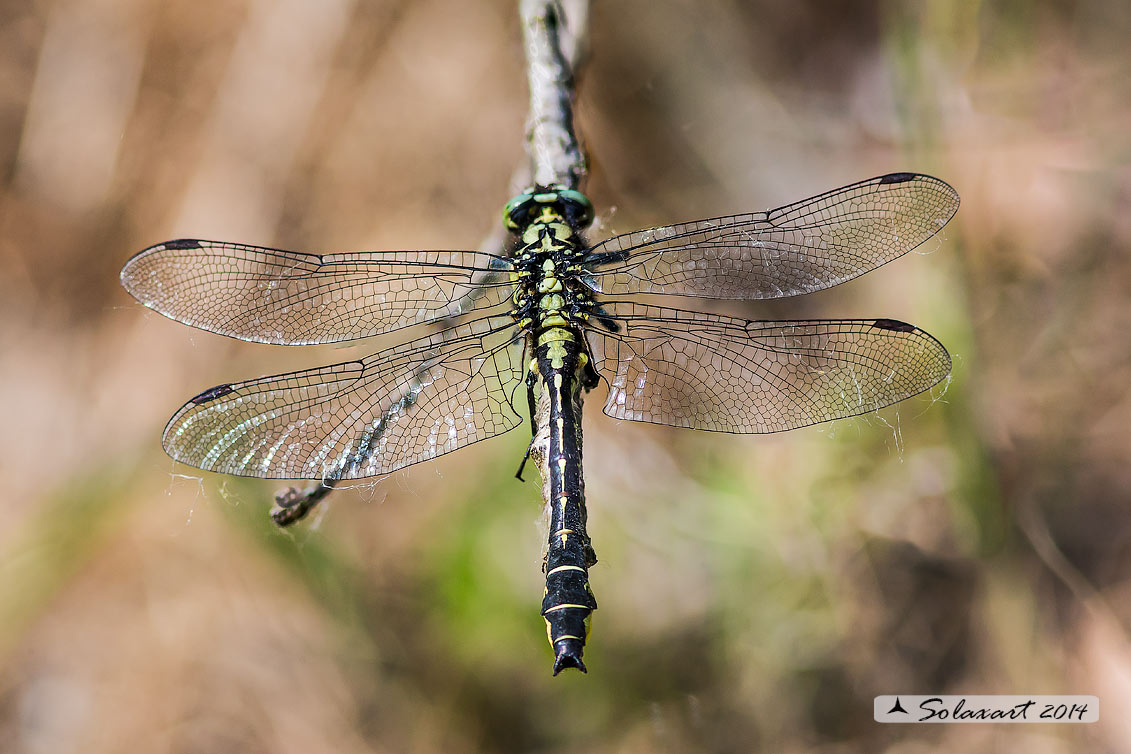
(121, 172, 959, 675)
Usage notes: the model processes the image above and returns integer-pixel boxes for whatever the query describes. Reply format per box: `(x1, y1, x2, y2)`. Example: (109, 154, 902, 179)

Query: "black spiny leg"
(515, 369, 539, 481)
(579, 329, 602, 391)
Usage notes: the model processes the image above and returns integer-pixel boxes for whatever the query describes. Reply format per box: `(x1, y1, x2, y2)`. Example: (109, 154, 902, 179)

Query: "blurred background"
(2, 0, 1130, 751)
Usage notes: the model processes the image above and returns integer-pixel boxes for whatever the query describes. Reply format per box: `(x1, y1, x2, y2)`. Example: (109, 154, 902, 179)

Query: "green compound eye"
(557, 189, 594, 228)
(503, 190, 538, 231)
(502, 187, 595, 232)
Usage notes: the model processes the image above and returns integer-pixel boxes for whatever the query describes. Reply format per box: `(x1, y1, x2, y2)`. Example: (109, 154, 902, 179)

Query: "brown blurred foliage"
(2, 0, 1131, 752)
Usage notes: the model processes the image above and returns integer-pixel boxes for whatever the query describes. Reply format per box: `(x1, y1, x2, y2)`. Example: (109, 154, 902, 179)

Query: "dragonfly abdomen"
(535, 331, 597, 675)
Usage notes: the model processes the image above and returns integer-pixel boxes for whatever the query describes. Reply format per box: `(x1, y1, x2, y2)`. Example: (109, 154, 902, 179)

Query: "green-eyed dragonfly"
(121, 172, 958, 674)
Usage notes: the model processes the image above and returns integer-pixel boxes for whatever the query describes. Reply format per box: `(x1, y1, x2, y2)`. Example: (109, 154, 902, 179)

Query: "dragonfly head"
(504, 186, 594, 232)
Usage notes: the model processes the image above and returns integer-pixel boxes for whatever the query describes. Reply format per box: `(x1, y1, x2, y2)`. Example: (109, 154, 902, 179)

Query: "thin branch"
(271, 477, 338, 526)
(520, 0, 588, 189)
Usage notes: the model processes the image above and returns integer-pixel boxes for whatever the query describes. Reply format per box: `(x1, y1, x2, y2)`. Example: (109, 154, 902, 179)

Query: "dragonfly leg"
(515, 440, 534, 481)
(514, 369, 540, 481)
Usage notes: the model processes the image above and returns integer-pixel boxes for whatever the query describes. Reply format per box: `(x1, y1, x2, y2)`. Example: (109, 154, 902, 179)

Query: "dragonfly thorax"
(510, 216, 594, 335)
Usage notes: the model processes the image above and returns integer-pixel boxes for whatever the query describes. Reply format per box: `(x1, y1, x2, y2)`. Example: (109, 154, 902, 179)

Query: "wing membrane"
(121, 240, 513, 344)
(584, 173, 958, 300)
(588, 302, 950, 433)
(163, 314, 525, 479)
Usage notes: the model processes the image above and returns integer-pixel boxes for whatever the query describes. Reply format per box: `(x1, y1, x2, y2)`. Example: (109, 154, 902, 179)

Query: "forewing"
(585, 173, 958, 299)
(121, 239, 513, 344)
(163, 315, 525, 479)
(589, 302, 950, 433)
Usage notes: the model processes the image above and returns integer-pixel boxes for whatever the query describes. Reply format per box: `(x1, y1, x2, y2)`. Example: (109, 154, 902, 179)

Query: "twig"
(520, 0, 588, 190)
(271, 478, 339, 526)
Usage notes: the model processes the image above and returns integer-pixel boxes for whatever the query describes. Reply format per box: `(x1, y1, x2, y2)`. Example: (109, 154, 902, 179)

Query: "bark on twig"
(520, 0, 588, 190)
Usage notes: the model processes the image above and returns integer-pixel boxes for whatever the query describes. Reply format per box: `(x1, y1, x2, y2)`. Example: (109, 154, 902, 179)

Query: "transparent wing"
(162, 314, 525, 479)
(121, 239, 514, 345)
(584, 173, 958, 300)
(588, 302, 950, 433)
